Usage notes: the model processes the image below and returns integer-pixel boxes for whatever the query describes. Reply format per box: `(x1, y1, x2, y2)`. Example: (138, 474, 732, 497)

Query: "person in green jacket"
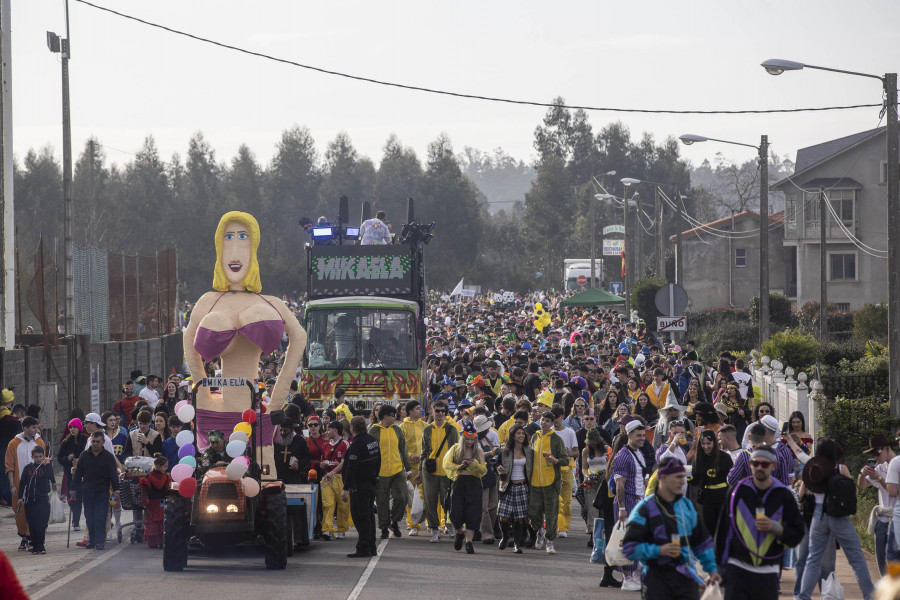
(527, 411, 569, 554)
(420, 400, 459, 543)
(442, 421, 487, 554)
(368, 404, 412, 539)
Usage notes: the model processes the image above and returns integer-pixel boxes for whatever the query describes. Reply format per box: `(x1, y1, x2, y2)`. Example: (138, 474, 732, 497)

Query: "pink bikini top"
(193, 293, 285, 361)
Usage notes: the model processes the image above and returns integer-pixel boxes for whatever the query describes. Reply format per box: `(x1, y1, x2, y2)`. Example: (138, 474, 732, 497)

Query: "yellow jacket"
(368, 423, 410, 477)
(400, 417, 426, 472)
(421, 421, 458, 478)
(497, 418, 515, 445)
(530, 429, 567, 489)
(442, 442, 487, 482)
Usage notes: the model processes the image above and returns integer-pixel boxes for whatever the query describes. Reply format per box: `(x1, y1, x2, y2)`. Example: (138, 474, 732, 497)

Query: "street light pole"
(760, 58, 900, 423)
(591, 171, 616, 290)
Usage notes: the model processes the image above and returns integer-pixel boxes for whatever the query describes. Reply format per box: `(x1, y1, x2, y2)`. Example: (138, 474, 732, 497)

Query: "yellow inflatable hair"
(212, 211, 262, 293)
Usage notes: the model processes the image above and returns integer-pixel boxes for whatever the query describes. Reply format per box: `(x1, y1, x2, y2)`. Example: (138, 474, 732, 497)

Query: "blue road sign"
(610, 282, 623, 295)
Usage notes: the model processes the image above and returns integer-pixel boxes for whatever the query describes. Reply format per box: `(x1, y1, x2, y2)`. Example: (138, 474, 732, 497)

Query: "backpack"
(824, 469, 857, 517)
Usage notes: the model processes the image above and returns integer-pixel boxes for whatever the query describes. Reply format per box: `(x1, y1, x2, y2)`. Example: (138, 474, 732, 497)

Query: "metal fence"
(73, 244, 109, 341)
(820, 372, 889, 400)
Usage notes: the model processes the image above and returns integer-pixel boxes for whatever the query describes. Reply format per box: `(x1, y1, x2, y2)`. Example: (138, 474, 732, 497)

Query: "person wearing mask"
(400, 400, 426, 536)
(368, 404, 412, 540)
(421, 400, 459, 543)
(612, 420, 651, 591)
(58, 418, 88, 532)
(442, 420, 487, 554)
(319, 421, 350, 541)
(5, 416, 45, 551)
(623, 456, 721, 599)
(71, 431, 120, 551)
(343, 416, 381, 558)
(528, 411, 569, 555)
(717, 445, 805, 600)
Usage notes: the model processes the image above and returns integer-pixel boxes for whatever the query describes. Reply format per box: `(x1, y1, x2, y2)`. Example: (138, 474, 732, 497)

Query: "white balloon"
(225, 461, 247, 481)
(176, 404, 195, 423)
(242, 477, 260, 498)
(225, 439, 247, 458)
(229, 431, 250, 444)
(175, 430, 194, 448)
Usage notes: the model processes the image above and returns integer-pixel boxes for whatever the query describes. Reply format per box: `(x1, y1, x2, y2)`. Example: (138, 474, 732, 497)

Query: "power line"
(75, 0, 882, 116)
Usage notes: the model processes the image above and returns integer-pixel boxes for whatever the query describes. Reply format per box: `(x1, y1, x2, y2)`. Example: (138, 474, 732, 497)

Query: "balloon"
(176, 404, 195, 423)
(233, 422, 252, 436)
(174, 400, 188, 414)
(236, 456, 251, 468)
(241, 477, 260, 498)
(307, 468, 319, 481)
(226, 439, 247, 458)
(229, 431, 249, 444)
(241, 409, 257, 424)
(177, 444, 195, 460)
(175, 430, 194, 447)
(178, 477, 197, 498)
(226, 460, 247, 481)
(178, 456, 196, 468)
(171, 463, 194, 483)
(259, 403, 268, 414)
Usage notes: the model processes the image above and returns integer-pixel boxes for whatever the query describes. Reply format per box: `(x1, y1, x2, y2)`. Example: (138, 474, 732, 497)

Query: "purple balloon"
(177, 444, 195, 460)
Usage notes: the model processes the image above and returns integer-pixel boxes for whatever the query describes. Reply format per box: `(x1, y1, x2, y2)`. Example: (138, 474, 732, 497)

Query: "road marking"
(30, 542, 129, 600)
(346, 538, 388, 600)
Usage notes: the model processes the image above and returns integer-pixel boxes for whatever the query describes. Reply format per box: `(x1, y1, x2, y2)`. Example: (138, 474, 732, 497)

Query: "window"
(304, 307, 416, 370)
(880, 161, 900, 184)
(785, 197, 797, 224)
(734, 248, 747, 268)
(835, 303, 850, 312)
(829, 191, 855, 227)
(829, 253, 857, 281)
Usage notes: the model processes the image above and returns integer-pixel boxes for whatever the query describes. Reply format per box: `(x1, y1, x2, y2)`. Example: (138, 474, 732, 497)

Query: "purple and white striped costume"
(612, 445, 647, 574)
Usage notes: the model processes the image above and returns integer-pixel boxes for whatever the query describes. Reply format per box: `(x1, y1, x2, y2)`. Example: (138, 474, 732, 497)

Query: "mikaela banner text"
(603, 239, 624, 256)
(308, 245, 415, 297)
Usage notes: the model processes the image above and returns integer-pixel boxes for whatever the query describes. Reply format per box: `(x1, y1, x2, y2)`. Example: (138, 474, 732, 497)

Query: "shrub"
(685, 307, 749, 332)
(819, 340, 866, 371)
(749, 292, 795, 331)
(696, 322, 758, 362)
(759, 328, 819, 372)
(816, 395, 897, 469)
(854, 303, 888, 340)
(630, 277, 667, 326)
(797, 300, 838, 334)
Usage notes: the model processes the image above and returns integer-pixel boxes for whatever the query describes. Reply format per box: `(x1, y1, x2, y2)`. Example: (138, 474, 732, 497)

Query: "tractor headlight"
(226, 504, 239, 513)
(206, 504, 219, 514)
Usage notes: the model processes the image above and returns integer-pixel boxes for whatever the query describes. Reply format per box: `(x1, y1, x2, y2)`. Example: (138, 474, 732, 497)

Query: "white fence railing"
(749, 351, 822, 441)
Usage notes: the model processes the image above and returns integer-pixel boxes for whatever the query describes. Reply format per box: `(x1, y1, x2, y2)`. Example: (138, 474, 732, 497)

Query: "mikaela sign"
(309, 245, 415, 297)
(603, 239, 624, 256)
(657, 316, 687, 332)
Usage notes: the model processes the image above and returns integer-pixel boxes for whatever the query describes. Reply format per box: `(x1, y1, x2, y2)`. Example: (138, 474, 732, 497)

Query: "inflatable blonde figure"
(183, 212, 306, 478)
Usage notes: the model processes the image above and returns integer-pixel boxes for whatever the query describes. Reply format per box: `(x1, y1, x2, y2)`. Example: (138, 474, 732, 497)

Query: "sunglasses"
(433, 409, 446, 414)
(308, 423, 320, 427)
(749, 460, 773, 468)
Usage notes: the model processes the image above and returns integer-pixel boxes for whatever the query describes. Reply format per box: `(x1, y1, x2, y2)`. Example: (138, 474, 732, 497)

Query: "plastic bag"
(604, 521, 632, 566)
(406, 481, 415, 507)
(700, 583, 723, 600)
(821, 573, 845, 600)
(49, 493, 66, 524)
(410, 487, 425, 524)
(590, 517, 606, 564)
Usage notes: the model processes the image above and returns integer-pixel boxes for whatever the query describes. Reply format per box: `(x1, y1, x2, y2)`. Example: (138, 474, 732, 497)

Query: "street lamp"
(761, 57, 900, 425)
(595, 192, 634, 312)
(678, 132, 770, 344)
(622, 178, 682, 284)
(589, 171, 617, 290)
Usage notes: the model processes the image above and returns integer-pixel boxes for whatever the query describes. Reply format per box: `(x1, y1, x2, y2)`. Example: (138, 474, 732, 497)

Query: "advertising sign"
(309, 245, 415, 298)
(602, 239, 624, 256)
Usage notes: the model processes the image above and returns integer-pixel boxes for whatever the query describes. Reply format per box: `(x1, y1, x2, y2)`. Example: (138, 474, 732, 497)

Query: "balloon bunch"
(225, 408, 260, 498)
(171, 414, 197, 498)
(533, 302, 552, 333)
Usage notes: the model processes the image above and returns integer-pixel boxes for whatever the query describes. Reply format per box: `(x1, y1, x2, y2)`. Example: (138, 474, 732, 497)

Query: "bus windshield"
(306, 308, 416, 370)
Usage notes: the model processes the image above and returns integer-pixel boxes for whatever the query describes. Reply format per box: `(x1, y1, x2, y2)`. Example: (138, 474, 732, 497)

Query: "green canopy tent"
(557, 288, 625, 308)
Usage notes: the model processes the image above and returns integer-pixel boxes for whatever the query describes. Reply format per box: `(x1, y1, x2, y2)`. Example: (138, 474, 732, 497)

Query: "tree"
(16, 146, 62, 255)
(319, 131, 375, 222)
(375, 134, 422, 223)
(73, 137, 110, 247)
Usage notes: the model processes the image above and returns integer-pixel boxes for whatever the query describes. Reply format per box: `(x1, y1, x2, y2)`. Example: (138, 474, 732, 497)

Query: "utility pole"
(884, 73, 900, 422)
(675, 191, 683, 286)
(635, 192, 642, 281)
(0, 0, 14, 348)
(758, 134, 770, 344)
(590, 198, 596, 289)
(819, 186, 827, 341)
(655, 186, 664, 278)
(623, 191, 630, 315)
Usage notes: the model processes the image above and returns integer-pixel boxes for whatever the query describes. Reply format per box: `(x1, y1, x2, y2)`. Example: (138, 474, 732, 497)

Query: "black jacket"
(274, 434, 310, 484)
(72, 448, 119, 495)
(343, 433, 380, 492)
(19, 462, 56, 503)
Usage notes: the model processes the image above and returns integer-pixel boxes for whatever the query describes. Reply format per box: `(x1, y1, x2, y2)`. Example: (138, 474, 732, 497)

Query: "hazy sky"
(14, 0, 900, 174)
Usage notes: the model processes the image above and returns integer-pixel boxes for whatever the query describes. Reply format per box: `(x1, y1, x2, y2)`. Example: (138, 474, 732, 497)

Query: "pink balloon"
(175, 400, 188, 413)
(237, 456, 251, 468)
(171, 463, 193, 483)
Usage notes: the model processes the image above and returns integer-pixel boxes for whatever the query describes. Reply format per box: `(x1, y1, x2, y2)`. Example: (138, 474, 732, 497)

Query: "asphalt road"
(23, 519, 626, 600)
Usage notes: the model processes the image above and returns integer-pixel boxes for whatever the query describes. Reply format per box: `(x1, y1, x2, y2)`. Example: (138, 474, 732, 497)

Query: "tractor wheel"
(286, 513, 294, 557)
(163, 496, 189, 572)
(263, 491, 288, 570)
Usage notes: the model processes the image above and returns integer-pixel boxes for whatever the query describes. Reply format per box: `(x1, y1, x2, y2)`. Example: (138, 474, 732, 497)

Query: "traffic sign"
(657, 316, 687, 332)
(576, 275, 587, 286)
(654, 283, 688, 317)
(201, 377, 248, 387)
(610, 282, 623, 295)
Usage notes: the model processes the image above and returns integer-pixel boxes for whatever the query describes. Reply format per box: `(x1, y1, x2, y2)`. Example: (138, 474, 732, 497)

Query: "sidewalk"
(777, 547, 880, 600)
(1, 499, 137, 593)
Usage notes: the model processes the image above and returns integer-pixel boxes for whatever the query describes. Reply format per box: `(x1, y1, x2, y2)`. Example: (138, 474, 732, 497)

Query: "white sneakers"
(558, 530, 568, 538)
(621, 576, 642, 592)
(535, 528, 546, 550)
(429, 531, 440, 543)
(408, 528, 418, 536)
(545, 541, 556, 554)
(446, 524, 456, 537)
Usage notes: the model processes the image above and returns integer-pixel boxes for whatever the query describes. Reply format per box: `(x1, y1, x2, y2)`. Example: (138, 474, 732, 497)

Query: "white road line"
(346, 538, 388, 600)
(29, 543, 129, 600)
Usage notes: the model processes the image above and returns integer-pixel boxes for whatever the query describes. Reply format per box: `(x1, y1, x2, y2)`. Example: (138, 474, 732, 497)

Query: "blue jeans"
(798, 504, 874, 600)
(793, 529, 836, 598)
(874, 518, 889, 576)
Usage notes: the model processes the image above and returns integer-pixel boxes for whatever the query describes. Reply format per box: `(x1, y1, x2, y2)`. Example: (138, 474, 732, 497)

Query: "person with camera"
(858, 434, 895, 576)
(421, 400, 459, 543)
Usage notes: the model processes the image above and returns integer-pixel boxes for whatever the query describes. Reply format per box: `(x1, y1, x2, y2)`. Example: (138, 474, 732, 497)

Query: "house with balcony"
(671, 211, 787, 310)
(770, 127, 890, 310)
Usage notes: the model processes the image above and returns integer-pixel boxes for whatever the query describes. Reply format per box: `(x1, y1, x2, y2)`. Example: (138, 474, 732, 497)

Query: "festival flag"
(450, 278, 464, 297)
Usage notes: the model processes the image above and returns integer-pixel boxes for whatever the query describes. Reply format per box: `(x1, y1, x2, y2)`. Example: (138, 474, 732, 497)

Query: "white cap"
(760, 414, 780, 432)
(84, 412, 103, 425)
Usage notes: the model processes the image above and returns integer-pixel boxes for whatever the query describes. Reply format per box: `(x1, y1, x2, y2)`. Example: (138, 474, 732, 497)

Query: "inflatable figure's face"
(222, 221, 252, 287)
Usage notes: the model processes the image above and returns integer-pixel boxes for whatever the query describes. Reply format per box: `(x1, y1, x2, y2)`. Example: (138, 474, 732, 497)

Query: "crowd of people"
(3, 288, 897, 600)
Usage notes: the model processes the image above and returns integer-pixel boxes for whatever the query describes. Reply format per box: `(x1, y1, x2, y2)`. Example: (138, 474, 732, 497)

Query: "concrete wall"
(679, 216, 788, 311)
